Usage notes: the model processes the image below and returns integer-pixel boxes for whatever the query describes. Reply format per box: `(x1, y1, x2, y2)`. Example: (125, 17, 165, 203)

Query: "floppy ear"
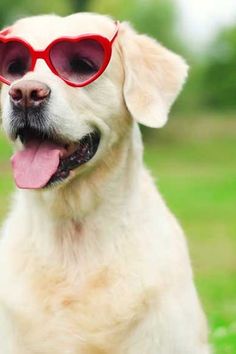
(119, 23, 188, 128)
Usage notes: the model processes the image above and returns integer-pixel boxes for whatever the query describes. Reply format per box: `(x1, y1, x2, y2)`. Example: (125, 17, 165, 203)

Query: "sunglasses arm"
(110, 21, 120, 44)
(0, 27, 12, 36)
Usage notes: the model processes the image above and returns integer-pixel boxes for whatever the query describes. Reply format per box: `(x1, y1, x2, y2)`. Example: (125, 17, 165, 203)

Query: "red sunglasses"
(0, 22, 119, 87)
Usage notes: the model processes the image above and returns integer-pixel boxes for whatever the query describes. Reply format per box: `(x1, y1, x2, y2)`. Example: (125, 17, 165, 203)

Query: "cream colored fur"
(0, 13, 210, 354)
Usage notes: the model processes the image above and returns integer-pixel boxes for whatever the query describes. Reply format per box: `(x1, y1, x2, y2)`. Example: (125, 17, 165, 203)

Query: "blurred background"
(0, 1, 235, 353)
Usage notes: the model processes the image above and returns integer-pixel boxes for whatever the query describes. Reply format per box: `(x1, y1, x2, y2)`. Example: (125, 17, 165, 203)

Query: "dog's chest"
(0, 248, 153, 354)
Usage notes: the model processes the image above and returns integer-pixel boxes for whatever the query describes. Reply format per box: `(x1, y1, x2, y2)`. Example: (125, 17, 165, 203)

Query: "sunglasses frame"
(0, 21, 119, 87)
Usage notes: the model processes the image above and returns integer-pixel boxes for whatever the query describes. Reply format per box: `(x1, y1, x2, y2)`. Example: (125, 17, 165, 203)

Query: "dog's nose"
(9, 80, 51, 109)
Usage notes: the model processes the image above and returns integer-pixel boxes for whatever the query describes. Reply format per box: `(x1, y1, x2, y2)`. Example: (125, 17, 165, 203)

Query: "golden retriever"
(0, 12, 210, 354)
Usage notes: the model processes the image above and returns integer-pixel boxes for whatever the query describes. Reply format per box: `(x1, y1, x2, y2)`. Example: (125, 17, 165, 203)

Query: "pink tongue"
(11, 141, 65, 189)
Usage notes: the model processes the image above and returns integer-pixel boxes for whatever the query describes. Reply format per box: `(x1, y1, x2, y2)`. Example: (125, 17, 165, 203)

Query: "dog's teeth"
(81, 145, 88, 154)
(69, 155, 77, 161)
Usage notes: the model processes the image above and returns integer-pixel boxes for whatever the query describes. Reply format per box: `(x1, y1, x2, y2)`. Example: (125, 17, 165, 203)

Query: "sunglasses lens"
(0, 41, 31, 83)
(50, 39, 105, 85)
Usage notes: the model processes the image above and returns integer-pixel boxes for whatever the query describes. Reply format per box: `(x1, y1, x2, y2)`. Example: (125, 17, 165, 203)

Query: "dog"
(0, 12, 210, 354)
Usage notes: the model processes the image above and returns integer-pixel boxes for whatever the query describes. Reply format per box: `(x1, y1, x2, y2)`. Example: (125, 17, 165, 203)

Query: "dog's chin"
(13, 127, 101, 190)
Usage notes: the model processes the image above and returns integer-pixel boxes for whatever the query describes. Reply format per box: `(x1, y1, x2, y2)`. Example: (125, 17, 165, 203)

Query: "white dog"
(0, 13, 210, 354)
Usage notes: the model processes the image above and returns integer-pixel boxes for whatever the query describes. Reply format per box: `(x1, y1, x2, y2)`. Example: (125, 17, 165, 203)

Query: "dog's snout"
(9, 80, 51, 109)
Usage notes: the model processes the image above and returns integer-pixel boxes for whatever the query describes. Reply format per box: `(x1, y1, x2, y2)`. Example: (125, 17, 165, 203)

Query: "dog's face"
(0, 13, 188, 190)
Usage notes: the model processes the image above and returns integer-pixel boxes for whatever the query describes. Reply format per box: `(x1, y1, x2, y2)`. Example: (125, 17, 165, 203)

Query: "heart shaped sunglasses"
(0, 22, 119, 87)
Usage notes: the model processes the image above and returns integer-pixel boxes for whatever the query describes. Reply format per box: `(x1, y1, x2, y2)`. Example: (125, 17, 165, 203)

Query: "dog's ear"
(119, 23, 188, 128)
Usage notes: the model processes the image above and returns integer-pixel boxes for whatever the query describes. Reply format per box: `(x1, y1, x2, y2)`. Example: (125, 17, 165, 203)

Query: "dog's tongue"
(11, 140, 65, 189)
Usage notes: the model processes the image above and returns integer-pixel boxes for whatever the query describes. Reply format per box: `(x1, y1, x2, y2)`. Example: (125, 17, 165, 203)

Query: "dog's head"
(0, 13, 188, 190)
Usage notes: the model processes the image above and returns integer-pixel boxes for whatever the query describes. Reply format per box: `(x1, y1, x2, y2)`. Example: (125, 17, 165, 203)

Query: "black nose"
(9, 80, 51, 109)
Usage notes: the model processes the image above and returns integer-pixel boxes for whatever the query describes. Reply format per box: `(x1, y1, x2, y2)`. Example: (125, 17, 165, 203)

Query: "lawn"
(0, 114, 236, 353)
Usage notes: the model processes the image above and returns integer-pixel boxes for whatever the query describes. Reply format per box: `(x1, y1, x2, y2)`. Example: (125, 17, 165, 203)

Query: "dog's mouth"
(11, 127, 100, 189)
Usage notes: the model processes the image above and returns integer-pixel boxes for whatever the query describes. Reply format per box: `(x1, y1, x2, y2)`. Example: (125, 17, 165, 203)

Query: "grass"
(0, 133, 13, 217)
(0, 114, 236, 353)
(144, 114, 236, 353)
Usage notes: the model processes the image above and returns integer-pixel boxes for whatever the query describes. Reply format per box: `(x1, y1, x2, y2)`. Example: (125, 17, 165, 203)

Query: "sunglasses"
(0, 22, 119, 88)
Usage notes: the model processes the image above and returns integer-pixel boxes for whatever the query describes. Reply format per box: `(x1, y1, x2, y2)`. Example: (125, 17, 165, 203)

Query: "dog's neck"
(15, 124, 144, 254)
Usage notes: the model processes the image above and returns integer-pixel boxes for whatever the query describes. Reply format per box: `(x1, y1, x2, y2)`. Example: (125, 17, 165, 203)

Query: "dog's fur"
(0, 13, 210, 354)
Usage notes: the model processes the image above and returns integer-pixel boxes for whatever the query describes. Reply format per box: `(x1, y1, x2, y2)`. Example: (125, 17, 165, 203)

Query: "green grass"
(0, 132, 13, 217)
(144, 114, 236, 353)
(0, 114, 236, 353)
